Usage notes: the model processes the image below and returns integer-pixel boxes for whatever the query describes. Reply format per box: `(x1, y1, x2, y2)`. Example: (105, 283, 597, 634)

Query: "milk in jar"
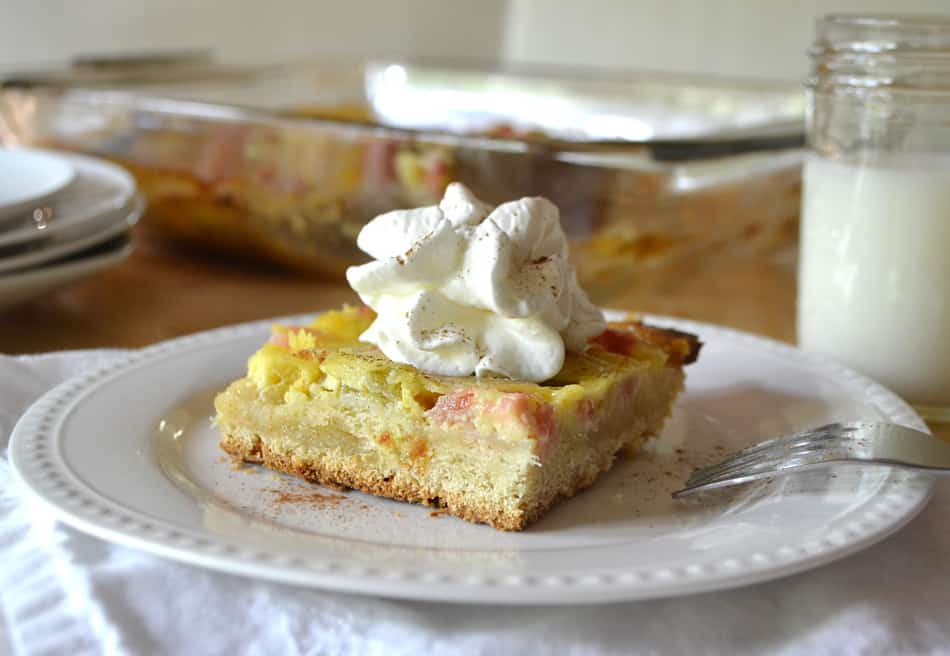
(797, 154, 950, 405)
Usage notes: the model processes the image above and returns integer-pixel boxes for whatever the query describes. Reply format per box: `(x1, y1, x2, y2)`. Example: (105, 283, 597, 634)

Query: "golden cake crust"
(220, 425, 653, 531)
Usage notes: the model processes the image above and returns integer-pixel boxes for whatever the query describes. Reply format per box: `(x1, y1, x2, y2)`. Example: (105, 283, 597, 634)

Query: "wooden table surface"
(3, 227, 946, 437)
(0, 228, 798, 353)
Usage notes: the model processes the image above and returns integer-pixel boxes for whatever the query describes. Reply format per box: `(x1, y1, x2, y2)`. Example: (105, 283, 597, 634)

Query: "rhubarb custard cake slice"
(215, 306, 699, 530)
(215, 183, 700, 530)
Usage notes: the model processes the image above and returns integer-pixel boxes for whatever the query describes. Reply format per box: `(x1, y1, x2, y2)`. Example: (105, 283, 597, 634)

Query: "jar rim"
(809, 47, 950, 60)
(820, 14, 950, 30)
(816, 13, 950, 53)
(804, 76, 950, 97)
(809, 15, 950, 96)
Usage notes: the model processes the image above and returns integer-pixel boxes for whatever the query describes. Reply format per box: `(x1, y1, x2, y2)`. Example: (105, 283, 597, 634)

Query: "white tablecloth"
(2, 350, 950, 655)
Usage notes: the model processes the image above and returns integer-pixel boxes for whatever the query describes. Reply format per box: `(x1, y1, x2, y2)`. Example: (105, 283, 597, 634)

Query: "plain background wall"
(503, 0, 950, 80)
(1, 0, 949, 79)
(0, 0, 507, 69)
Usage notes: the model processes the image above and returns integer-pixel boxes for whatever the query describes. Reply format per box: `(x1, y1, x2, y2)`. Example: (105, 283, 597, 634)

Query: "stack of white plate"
(0, 148, 142, 312)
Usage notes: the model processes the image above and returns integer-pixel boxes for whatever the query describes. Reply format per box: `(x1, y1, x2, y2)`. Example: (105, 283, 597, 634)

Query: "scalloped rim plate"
(9, 313, 935, 605)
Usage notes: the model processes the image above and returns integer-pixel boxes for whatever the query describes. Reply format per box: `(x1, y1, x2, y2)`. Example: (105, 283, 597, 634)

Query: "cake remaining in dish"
(215, 306, 699, 530)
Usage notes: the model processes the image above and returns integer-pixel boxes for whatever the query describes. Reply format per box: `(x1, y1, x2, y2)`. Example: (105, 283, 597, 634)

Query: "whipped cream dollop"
(345, 183, 606, 382)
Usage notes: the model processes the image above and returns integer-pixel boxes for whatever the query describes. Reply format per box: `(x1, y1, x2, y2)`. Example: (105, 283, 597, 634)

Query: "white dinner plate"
(0, 150, 136, 249)
(0, 148, 76, 223)
(0, 194, 143, 274)
(0, 236, 132, 312)
(9, 314, 934, 605)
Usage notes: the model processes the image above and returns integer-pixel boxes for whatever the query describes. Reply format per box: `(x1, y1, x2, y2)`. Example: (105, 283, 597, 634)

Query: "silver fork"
(672, 421, 947, 498)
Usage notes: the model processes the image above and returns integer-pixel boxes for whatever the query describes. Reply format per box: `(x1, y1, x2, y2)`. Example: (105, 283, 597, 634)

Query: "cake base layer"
(220, 424, 650, 531)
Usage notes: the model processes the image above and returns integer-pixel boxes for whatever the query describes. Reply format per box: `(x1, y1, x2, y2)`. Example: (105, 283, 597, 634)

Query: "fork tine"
(683, 442, 851, 488)
(720, 422, 855, 460)
(681, 423, 850, 486)
(684, 436, 850, 487)
(672, 459, 855, 498)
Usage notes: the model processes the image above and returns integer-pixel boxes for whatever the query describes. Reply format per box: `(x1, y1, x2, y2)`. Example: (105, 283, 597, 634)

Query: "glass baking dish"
(0, 58, 805, 301)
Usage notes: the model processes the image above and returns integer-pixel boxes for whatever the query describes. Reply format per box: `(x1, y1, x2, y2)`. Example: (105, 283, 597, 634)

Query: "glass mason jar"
(798, 15, 950, 420)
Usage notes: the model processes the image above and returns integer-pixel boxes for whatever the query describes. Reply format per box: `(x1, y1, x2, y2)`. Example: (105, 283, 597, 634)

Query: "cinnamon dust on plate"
(266, 487, 346, 506)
